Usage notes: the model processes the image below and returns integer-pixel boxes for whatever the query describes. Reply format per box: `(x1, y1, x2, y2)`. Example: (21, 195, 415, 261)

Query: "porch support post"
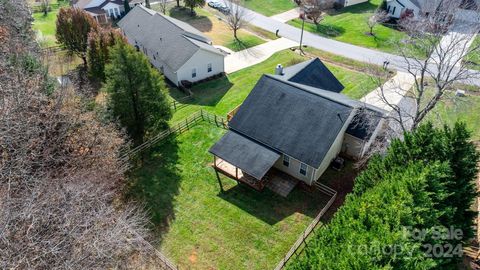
(215, 170, 224, 192)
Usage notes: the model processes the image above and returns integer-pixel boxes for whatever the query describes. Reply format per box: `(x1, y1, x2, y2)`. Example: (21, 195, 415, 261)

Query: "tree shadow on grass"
(181, 76, 233, 107)
(313, 23, 345, 38)
(169, 6, 213, 33)
(325, 1, 378, 16)
(217, 182, 331, 225)
(126, 136, 182, 243)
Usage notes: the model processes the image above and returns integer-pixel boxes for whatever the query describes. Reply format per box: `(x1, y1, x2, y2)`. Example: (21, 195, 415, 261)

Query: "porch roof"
(209, 131, 280, 180)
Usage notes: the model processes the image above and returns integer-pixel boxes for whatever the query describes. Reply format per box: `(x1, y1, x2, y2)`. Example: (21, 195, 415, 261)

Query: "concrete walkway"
(270, 8, 300, 23)
(361, 72, 415, 112)
(430, 22, 477, 67)
(224, 37, 298, 73)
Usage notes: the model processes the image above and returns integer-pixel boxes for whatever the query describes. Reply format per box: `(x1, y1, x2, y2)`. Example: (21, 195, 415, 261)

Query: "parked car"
(207, 0, 222, 8)
(219, 6, 230, 14)
(207, 0, 230, 14)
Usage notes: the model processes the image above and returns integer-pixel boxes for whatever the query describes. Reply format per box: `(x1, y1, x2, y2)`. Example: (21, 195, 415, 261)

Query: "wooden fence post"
(214, 115, 218, 126)
(173, 101, 177, 111)
(200, 110, 204, 120)
(186, 118, 189, 130)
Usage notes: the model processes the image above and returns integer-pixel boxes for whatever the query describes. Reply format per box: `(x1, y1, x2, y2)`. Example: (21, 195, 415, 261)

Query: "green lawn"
(31, 0, 68, 47)
(160, 5, 266, 52)
(288, 0, 420, 57)
(426, 92, 480, 141)
(242, 0, 297, 16)
(169, 49, 380, 122)
(128, 122, 331, 269)
(465, 35, 480, 71)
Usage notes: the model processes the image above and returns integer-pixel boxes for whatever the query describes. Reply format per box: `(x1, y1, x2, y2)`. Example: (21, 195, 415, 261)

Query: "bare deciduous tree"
(0, 2, 167, 268)
(372, 0, 480, 132)
(367, 9, 388, 36)
(40, 0, 50, 16)
(301, 0, 334, 24)
(224, 0, 249, 40)
(158, 0, 168, 14)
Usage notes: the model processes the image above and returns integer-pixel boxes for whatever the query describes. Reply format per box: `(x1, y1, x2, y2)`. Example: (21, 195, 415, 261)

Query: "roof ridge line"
(264, 74, 357, 109)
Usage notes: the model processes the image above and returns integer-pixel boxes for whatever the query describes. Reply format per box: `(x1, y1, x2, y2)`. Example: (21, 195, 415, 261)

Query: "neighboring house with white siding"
(72, 0, 143, 24)
(384, 0, 478, 19)
(210, 59, 386, 189)
(117, 5, 225, 87)
(336, 0, 369, 7)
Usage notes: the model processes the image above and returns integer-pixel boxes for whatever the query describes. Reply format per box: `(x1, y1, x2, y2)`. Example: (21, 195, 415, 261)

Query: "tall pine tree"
(87, 28, 126, 82)
(103, 42, 171, 145)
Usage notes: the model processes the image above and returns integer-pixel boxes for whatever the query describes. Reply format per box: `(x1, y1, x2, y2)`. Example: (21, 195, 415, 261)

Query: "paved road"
(228, 1, 480, 86)
(234, 2, 409, 68)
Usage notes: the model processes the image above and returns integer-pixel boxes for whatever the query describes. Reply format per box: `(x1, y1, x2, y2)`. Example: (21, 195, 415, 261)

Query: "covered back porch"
(209, 131, 298, 197)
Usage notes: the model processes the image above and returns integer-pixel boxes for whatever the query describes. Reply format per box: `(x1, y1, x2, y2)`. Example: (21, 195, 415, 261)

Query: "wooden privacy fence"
(119, 110, 227, 172)
(274, 182, 337, 270)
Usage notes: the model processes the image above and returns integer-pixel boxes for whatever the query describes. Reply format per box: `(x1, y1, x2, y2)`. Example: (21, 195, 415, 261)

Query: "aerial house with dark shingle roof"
(209, 59, 386, 192)
(118, 5, 225, 86)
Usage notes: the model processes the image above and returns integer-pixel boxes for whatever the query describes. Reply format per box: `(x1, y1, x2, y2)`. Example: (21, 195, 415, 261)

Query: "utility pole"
(299, 12, 305, 54)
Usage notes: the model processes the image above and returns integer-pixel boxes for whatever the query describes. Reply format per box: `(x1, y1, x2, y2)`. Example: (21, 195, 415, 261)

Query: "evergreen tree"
(103, 42, 171, 145)
(123, 0, 131, 14)
(288, 122, 479, 270)
(184, 0, 205, 15)
(444, 122, 479, 240)
(56, 8, 99, 66)
(87, 28, 126, 81)
(354, 122, 479, 241)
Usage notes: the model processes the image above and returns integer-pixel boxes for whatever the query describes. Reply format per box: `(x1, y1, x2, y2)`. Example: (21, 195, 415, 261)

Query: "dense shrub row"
(288, 122, 479, 270)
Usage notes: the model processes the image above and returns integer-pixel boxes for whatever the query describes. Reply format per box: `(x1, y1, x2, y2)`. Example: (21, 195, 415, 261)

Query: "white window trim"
(207, 63, 212, 73)
(299, 163, 307, 176)
(192, 68, 197, 78)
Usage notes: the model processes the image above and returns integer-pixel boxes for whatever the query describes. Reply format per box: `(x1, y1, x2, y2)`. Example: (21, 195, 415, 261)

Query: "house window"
(387, 5, 391, 13)
(299, 163, 307, 176)
(114, 8, 120, 18)
(283, 155, 290, 167)
(392, 6, 396, 15)
(192, 68, 197, 78)
(207, 63, 212, 73)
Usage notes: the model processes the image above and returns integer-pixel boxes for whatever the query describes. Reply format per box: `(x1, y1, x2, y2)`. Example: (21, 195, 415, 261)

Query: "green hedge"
(287, 122, 479, 270)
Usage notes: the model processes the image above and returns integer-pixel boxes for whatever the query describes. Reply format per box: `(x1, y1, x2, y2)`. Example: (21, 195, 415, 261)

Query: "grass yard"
(154, 4, 266, 52)
(426, 92, 480, 141)
(128, 122, 331, 269)
(465, 35, 480, 71)
(31, 0, 68, 47)
(242, 0, 297, 16)
(288, 0, 421, 57)
(169, 49, 380, 122)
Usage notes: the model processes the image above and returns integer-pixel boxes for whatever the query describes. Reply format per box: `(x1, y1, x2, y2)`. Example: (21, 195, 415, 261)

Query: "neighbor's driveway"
(224, 37, 298, 73)
(270, 8, 300, 23)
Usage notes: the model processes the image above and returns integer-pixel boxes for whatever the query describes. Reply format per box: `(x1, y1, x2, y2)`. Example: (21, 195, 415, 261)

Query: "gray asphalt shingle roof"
(118, 5, 221, 71)
(281, 58, 345, 93)
(227, 75, 355, 168)
(209, 131, 281, 180)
